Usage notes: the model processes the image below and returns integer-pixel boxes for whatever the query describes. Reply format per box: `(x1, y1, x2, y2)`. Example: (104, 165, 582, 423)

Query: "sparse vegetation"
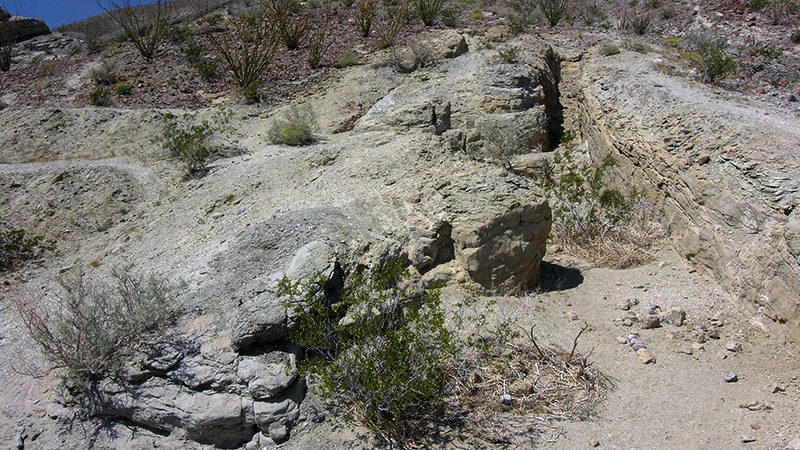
(538, 0, 571, 26)
(337, 51, 360, 67)
(113, 80, 132, 95)
(599, 42, 620, 56)
(416, 0, 444, 25)
(89, 88, 112, 106)
(162, 109, 231, 176)
(90, 61, 118, 86)
(307, 2, 334, 69)
(792, 28, 800, 43)
(376, 1, 408, 48)
(279, 259, 605, 446)
(205, 10, 278, 96)
(498, 46, 520, 63)
(473, 116, 535, 164)
(0, 14, 13, 72)
(268, 104, 318, 146)
(14, 268, 173, 388)
(441, 6, 459, 26)
(690, 33, 737, 83)
(1, 224, 53, 273)
(543, 149, 662, 268)
(97, 0, 175, 59)
(355, 0, 377, 37)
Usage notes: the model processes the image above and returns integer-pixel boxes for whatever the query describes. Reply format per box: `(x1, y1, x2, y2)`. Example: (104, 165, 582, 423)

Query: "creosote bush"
(279, 261, 606, 446)
(97, 0, 174, 59)
(689, 33, 736, 83)
(268, 104, 318, 146)
(543, 149, 662, 268)
(162, 109, 232, 176)
(1, 224, 54, 273)
(89, 87, 112, 106)
(14, 268, 173, 388)
(278, 261, 457, 442)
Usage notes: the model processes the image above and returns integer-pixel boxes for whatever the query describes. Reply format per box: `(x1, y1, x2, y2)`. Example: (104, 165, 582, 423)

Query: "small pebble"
(500, 393, 512, 405)
(589, 438, 601, 447)
(725, 340, 742, 352)
(567, 311, 579, 321)
(740, 435, 756, 443)
(725, 371, 739, 383)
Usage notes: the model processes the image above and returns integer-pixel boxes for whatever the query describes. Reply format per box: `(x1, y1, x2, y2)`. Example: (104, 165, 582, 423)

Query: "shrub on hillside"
(599, 42, 620, 56)
(14, 268, 173, 388)
(206, 10, 279, 97)
(0, 17, 13, 72)
(543, 149, 662, 268)
(97, 0, 174, 59)
(90, 61, 118, 86)
(268, 104, 318, 146)
(416, 0, 444, 25)
(89, 88, 112, 106)
(307, 2, 334, 69)
(538, 0, 571, 26)
(278, 261, 458, 444)
(161, 109, 232, 176)
(376, 1, 409, 48)
(689, 34, 736, 83)
(1, 224, 54, 273)
(355, 0, 377, 36)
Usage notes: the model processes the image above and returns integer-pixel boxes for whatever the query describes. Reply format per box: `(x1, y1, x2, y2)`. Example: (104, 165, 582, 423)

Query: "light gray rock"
(724, 371, 739, 383)
(664, 308, 686, 327)
(238, 352, 297, 400)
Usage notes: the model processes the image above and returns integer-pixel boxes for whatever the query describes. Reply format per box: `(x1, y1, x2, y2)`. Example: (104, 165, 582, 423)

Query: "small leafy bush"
(766, 0, 800, 25)
(498, 46, 520, 63)
(628, 12, 652, 35)
(792, 28, 800, 44)
(89, 88, 112, 106)
(278, 261, 458, 443)
(599, 42, 620, 56)
(690, 34, 736, 83)
(113, 80, 132, 95)
(473, 116, 535, 164)
(90, 61, 118, 86)
(162, 109, 232, 176)
(1, 224, 54, 273)
(14, 268, 173, 388)
(268, 105, 318, 146)
(543, 150, 661, 268)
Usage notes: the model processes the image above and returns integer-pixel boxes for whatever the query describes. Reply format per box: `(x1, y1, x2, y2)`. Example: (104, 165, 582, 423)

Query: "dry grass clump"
(447, 324, 607, 444)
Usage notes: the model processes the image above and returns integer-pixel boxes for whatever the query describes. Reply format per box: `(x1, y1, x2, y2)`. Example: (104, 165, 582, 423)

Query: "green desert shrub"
(1, 224, 54, 273)
(498, 45, 520, 63)
(440, 6, 459, 26)
(543, 150, 662, 268)
(89, 88, 112, 106)
(113, 80, 132, 95)
(278, 261, 458, 443)
(268, 105, 318, 146)
(689, 34, 736, 83)
(161, 109, 232, 176)
(792, 28, 800, 44)
(14, 268, 173, 388)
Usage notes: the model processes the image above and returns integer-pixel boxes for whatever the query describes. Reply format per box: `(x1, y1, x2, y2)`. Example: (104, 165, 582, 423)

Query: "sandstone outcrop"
(574, 49, 800, 346)
(0, 13, 50, 43)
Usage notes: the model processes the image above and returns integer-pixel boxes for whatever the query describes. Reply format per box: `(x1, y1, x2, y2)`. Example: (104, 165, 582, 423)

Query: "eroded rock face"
(13, 38, 557, 447)
(576, 51, 800, 346)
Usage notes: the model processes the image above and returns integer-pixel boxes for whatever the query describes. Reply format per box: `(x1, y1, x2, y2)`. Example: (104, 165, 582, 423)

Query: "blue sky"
(11, 0, 157, 28)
